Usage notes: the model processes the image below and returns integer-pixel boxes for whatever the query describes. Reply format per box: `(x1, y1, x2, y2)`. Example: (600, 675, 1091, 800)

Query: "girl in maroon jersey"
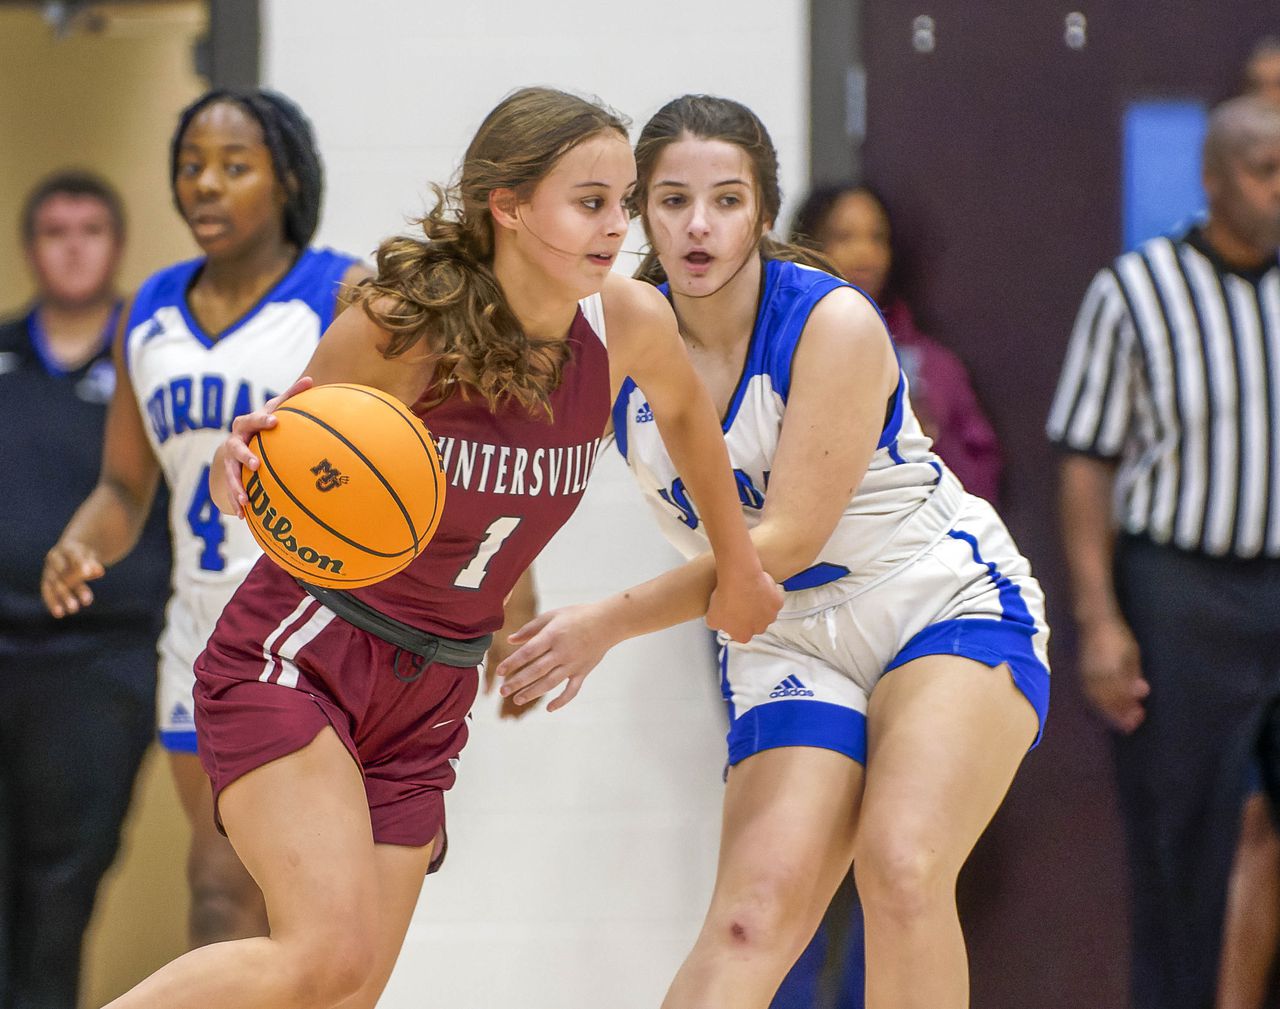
(103, 87, 780, 1009)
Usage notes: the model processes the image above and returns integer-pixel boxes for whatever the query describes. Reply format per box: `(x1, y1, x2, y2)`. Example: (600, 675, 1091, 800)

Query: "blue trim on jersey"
(612, 376, 636, 460)
(781, 561, 852, 592)
(127, 258, 202, 354)
(878, 373, 906, 450)
(129, 247, 357, 352)
(885, 529, 1049, 746)
(727, 700, 868, 766)
(658, 260, 850, 428)
(763, 265, 847, 404)
(158, 728, 199, 753)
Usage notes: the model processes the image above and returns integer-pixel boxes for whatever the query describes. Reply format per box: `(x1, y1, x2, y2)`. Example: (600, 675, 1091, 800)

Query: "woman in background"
(791, 183, 1002, 504)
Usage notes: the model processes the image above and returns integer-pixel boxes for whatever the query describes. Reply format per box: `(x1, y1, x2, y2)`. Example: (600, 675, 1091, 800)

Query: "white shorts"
(157, 584, 239, 753)
(719, 482, 1050, 766)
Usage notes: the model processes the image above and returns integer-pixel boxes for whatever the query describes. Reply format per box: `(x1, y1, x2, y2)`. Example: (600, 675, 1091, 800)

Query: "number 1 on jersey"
(453, 516, 522, 589)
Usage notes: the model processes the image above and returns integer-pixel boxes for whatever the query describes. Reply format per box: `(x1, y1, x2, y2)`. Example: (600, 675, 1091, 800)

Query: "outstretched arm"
(500, 286, 896, 710)
(42, 300, 162, 617)
(601, 274, 780, 644)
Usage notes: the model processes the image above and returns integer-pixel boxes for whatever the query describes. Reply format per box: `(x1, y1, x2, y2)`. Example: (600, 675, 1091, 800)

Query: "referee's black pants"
(1113, 534, 1280, 1009)
(0, 657, 153, 1009)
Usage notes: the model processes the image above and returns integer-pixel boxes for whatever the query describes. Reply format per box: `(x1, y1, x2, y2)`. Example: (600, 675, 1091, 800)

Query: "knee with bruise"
(712, 868, 812, 955)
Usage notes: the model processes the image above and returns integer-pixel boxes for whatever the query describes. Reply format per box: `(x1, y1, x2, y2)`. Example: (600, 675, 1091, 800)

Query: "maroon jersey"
(349, 299, 610, 638)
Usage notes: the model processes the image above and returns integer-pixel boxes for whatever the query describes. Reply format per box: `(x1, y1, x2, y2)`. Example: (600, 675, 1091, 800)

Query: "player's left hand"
(706, 564, 782, 643)
(496, 603, 616, 712)
(214, 375, 313, 517)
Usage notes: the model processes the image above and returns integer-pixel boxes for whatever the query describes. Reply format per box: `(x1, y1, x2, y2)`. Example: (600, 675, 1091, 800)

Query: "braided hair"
(169, 88, 324, 249)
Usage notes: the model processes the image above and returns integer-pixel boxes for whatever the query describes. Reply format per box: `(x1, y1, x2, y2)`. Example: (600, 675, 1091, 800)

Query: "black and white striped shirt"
(1047, 226, 1280, 559)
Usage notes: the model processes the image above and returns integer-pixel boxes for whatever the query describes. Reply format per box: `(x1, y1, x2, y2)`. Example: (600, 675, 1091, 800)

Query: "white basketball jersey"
(125, 248, 357, 667)
(614, 258, 951, 613)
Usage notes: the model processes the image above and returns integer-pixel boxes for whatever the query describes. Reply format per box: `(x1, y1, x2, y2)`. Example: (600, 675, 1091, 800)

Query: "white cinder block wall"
(263, 4, 809, 1006)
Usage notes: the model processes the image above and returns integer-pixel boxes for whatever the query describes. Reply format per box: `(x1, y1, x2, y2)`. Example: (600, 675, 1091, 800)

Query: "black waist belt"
(298, 581, 491, 670)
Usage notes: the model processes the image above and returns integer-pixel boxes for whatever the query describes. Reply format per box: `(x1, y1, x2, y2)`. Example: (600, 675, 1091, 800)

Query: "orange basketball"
(242, 383, 446, 589)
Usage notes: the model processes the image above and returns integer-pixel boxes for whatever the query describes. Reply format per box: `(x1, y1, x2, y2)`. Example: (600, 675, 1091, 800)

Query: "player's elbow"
(754, 527, 827, 585)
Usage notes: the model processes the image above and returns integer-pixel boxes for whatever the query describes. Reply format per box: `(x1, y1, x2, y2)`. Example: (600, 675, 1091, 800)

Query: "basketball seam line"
(277, 403, 423, 546)
(325, 385, 445, 534)
(257, 422, 414, 559)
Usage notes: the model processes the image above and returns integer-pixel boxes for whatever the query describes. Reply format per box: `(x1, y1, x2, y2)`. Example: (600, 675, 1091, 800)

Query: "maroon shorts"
(194, 560, 480, 859)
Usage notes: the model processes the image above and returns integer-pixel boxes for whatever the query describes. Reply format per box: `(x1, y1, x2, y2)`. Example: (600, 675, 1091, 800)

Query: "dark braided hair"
(169, 88, 324, 248)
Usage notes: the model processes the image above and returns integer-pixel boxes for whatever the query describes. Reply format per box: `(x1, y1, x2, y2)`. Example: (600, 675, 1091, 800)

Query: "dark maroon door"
(858, 5, 1279, 1007)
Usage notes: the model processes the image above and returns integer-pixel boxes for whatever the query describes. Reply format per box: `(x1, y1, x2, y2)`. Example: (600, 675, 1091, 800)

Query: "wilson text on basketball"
(245, 472, 345, 574)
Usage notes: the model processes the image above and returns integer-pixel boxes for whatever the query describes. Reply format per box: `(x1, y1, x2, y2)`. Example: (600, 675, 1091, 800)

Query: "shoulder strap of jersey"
(127, 259, 203, 333)
(275, 248, 362, 333)
(577, 292, 607, 347)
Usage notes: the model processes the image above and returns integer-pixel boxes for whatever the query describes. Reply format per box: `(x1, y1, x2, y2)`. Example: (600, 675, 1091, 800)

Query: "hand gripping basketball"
(216, 375, 315, 520)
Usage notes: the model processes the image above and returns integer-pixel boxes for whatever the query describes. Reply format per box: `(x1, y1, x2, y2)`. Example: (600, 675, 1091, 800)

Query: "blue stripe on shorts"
(727, 700, 869, 767)
(886, 528, 1050, 747)
(158, 728, 199, 753)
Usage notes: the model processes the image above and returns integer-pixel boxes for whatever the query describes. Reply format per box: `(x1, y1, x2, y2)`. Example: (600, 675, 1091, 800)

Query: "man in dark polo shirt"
(0, 172, 170, 1009)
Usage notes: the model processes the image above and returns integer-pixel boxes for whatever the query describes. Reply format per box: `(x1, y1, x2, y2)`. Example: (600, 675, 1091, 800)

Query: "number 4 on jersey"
(453, 516, 522, 590)
(187, 464, 226, 571)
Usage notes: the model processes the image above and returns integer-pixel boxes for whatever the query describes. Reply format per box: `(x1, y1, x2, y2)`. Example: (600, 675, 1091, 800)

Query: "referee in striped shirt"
(1048, 95, 1280, 1009)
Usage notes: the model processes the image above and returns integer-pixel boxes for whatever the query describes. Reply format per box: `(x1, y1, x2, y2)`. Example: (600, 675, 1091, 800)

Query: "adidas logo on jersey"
(636, 402, 654, 423)
(769, 675, 815, 698)
(169, 702, 194, 726)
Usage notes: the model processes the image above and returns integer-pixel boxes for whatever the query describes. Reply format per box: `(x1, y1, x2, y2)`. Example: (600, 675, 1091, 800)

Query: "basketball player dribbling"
(99, 87, 780, 1009)
(41, 88, 367, 948)
(497, 95, 1050, 1009)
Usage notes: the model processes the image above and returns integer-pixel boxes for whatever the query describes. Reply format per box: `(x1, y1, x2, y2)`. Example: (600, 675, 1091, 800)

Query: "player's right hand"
(214, 375, 313, 518)
(706, 564, 782, 643)
(41, 540, 106, 618)
(1078, 615, 1148, 734)
(496, 602, 617, 712)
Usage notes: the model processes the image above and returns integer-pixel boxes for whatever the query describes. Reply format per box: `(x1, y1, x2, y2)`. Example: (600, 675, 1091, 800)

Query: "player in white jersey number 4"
(498, 96, 1050, 1009)
(41, 88, 368, 949)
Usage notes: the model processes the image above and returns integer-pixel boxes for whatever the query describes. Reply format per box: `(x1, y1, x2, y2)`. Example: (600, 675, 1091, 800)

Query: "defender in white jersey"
(42, 88, 367, 948)
(498, 96, 1049, 1009)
